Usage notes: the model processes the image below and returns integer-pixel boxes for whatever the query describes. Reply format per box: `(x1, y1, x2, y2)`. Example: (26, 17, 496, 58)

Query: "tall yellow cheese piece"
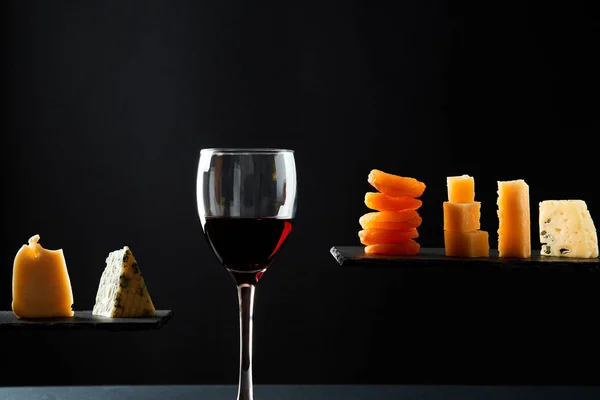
(497, 179, 531, 258)
(12, 234, 74, 318)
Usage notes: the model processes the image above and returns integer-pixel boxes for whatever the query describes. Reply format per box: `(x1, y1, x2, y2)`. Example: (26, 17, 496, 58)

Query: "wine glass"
(196, 148, 297, 400)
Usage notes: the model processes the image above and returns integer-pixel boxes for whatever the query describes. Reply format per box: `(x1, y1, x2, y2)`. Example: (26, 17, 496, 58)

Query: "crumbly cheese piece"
(12, 234, 74, 318)
(92, 246, 157, 318)
(443, 201, 481, 232)
(444, 230, 490, 257)
(539, 200, 599, 258)
(497, 179, 531, 258)
(447, 175, 475, 203)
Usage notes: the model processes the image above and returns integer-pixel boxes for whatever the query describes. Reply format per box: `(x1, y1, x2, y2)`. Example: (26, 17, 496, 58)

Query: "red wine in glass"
(203, 217, 293, 285)
(196, 148, 297, 400)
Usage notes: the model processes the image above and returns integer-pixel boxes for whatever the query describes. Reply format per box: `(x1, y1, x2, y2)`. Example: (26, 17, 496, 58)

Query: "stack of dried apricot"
(358, 169, 426, 255)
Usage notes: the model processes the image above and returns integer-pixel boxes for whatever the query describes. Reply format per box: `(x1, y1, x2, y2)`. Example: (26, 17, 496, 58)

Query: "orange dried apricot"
(359, 221, 420, 230)
(358, 228, 419, 245)
(364, 240, 420, 255)
(367, 169, 426, 198)
(359, 211, 422, 230)
(364, 192, 422, 211)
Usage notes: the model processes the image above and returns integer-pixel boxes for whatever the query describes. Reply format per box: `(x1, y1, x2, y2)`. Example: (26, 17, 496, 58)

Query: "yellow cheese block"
(497, 179, 531, 258)
(443, 201, 481, 232)
(12, 234, 74, 318)
(444, 230, 490, 257)
(447, 175, 475, 203)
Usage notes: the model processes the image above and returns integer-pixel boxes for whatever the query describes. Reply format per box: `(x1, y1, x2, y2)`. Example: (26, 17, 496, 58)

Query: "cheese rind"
(447, 175, 475, 203)
(443, 201, 481, 232)
(497, 180, 531, 258)
(12, 234, 74, 318)
(539, 200, 599, 258)
(92, 246, 157, 318)
(444, 230, 490, 257)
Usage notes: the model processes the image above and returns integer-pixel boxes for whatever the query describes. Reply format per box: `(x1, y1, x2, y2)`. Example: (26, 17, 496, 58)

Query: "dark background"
(2, 0, 599, 387)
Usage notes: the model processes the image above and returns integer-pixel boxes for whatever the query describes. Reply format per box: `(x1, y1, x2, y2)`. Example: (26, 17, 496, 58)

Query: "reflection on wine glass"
(196, 148, 297, 400)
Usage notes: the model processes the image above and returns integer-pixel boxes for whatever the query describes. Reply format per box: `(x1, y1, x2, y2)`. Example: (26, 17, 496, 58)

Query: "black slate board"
(0, 310, 173, 331)
(330, 246, 600, 272)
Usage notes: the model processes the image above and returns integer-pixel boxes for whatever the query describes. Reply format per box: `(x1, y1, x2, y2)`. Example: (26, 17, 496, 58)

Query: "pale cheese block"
(92, 246, 157, 318)
(497, 179, 531, 258)
(444, 230, 490, 257)
(443, 201, 481, 232)
(12, 234, 74, 318)
(539, 200, 599, 258)
(447, 175, 475, 203)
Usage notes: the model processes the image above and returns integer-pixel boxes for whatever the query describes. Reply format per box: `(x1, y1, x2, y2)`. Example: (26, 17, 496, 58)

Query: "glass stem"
(237, 283, 255, 400)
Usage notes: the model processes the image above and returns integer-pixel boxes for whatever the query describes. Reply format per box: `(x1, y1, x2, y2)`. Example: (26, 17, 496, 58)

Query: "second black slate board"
(0, 310, 173, 331)
(330, 246, 600, 272)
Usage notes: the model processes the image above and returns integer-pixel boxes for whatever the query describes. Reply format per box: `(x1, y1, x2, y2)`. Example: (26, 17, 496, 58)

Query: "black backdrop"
(2, 0, 599, 387)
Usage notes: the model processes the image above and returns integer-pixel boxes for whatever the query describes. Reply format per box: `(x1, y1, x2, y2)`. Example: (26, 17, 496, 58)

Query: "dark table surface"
(1, 385, 599, 400)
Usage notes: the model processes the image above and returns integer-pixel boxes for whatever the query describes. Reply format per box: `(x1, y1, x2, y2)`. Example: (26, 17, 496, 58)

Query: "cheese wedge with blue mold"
(92, 246, 157, 318)
(539, 200, 599, 258)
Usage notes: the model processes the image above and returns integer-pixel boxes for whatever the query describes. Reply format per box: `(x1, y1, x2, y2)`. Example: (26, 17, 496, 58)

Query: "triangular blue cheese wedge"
(92, 246, 157, 317)
(539, 200, 599, 258)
